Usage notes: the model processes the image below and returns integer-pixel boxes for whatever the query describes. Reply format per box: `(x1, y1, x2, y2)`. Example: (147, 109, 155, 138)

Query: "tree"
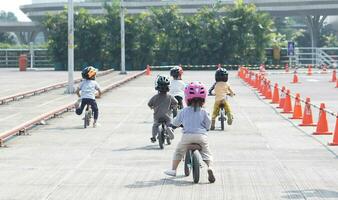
(0, 11, 18, 44)
(43, 8, 106, 70)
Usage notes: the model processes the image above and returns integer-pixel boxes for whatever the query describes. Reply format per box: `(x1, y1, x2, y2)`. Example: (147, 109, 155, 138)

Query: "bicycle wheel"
(184, 151, 191, 176)
(220, 111, 225, 131)
(192, 150, 200, 183)
(88, 109, 92, 126)
(84, 112, 88, 128)
(158, 129, 165, 149)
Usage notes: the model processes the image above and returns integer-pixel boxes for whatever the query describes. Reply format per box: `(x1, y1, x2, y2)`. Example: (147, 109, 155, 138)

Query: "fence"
(0, 49, 53, 68)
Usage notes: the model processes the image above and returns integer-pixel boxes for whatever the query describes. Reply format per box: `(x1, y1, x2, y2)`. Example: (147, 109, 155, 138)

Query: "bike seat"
(187, 143, 202, 150)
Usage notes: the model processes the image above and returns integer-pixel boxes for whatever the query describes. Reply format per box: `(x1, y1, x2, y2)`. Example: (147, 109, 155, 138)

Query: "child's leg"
(75, 99, 87, 115)
(224, 101, 233, 125)
(90, 99, 99, 121)
(152, 122, 161, 138)
(171, 135, 191, 170)
(198, 135, 216, 183)
(211, 101, 221, 130)
(165, 120, 174, 139)
(211, 101, 221, 121)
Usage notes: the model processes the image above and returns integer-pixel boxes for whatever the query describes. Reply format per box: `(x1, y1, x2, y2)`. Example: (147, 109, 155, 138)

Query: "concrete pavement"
(0, 71, 337, 200)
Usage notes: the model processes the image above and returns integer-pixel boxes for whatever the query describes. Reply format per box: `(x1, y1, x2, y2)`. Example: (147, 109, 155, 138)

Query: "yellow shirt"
(214, 82, 233, 102)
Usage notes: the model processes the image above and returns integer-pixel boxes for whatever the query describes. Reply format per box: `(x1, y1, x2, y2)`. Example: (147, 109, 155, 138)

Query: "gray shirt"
(78, 79, 101, 99)
(173, 107, 211, 135)
(148, 93, 178, 122)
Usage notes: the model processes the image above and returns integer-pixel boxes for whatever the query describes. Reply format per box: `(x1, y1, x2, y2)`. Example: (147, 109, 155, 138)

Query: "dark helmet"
(82, 66, 97, 80)
(155, 75, 170, 92)
(170, 66, 183, 78)
(215, 68, 228, 82)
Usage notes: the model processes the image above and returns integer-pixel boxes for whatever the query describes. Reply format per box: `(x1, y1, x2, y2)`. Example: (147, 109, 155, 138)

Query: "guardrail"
(0, 70, 146, 147)
(0, 69, 114, 105)
(150, 63, 334, 71)
(0, 49, 53, 68)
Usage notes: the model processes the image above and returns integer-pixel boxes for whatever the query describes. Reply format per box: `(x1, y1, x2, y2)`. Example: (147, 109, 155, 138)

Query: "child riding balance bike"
(209, 68, 235, 130)
(148, 75, 178, 144)
(169, 66, 185, 117)
(164, 81, 216, 183)
(75, 66, 102, 128)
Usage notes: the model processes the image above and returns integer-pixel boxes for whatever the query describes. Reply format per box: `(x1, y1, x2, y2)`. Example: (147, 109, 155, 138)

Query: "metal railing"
(288, 47, 338, 68)
(0, 49, 53, 68)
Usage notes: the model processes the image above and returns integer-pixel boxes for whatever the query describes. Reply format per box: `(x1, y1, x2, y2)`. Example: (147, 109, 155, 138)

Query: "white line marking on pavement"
(306, 79, 319, 82)
(0, 113, 20, 122)
(37, 96, 69, 108)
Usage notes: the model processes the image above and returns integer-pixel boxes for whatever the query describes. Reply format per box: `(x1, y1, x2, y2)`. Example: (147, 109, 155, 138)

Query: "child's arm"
(171, 95, 178, 109)
(202, 111, 211, 130)
(76, 88, 81, 98)
(96, 88, 102, 98)
(228, 87, 235, 96)
(95, 82, 102, 98)
(172, 110, 183, 127)
(148, 96, 155, 109)
(208, 82, 216, 95)
(227, 84, 235, 96)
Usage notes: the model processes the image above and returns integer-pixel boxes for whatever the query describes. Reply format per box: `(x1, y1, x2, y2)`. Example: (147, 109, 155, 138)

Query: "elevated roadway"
(20, 0, 338, 22)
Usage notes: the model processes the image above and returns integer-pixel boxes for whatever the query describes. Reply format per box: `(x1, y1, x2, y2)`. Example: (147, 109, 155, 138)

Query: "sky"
(0, 0, 32, 21)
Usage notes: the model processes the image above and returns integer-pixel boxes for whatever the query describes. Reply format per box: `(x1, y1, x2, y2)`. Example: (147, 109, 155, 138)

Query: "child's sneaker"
(207, 168, 216, 183)
(75, 99, 81, 109)
(164, 169, 176, 177)
(93, 122, 100, 128)
(166, 127, 174, 139)
(150, 137, 156, 143)
(227, 114, 233, 125)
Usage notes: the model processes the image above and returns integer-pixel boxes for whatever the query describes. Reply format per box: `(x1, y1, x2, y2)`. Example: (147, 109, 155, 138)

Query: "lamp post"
(120, 0, 126, 74)
(66, 0, 75, 93)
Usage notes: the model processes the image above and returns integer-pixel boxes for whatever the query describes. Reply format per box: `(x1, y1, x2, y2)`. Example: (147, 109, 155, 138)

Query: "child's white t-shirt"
(169, 80, 186, 98)
(78, 80, 101, 99)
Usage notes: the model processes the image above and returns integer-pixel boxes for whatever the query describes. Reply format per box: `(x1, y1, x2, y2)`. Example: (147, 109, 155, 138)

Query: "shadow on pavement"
(282, 189, 338, 199)
(125, 177, 196, 188)
(112, 145, 161, 151)
(44, 126, 85, 130)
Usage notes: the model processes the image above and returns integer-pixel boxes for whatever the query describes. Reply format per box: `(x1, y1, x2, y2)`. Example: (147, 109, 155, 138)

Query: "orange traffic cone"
(281, 89, 293, 113)
(330, 69, 336, 82)
(271, 83, 279, 104)
(264, 81, 272, 99)
(307, 65, 312, 76)
(277, 86, 286, 109)
(146, 65, 151, 76)
(290, 93, 302, 119)
(291, 71, 299, 83)
(329, 114, 338, 146)
(313, 103, 333, 135)
(254, 74, 259, 89)
(299, 97, 316, 126)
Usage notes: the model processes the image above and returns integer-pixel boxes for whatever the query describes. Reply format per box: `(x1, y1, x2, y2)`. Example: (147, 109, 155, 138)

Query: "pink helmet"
(184, 82, 207, 102)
